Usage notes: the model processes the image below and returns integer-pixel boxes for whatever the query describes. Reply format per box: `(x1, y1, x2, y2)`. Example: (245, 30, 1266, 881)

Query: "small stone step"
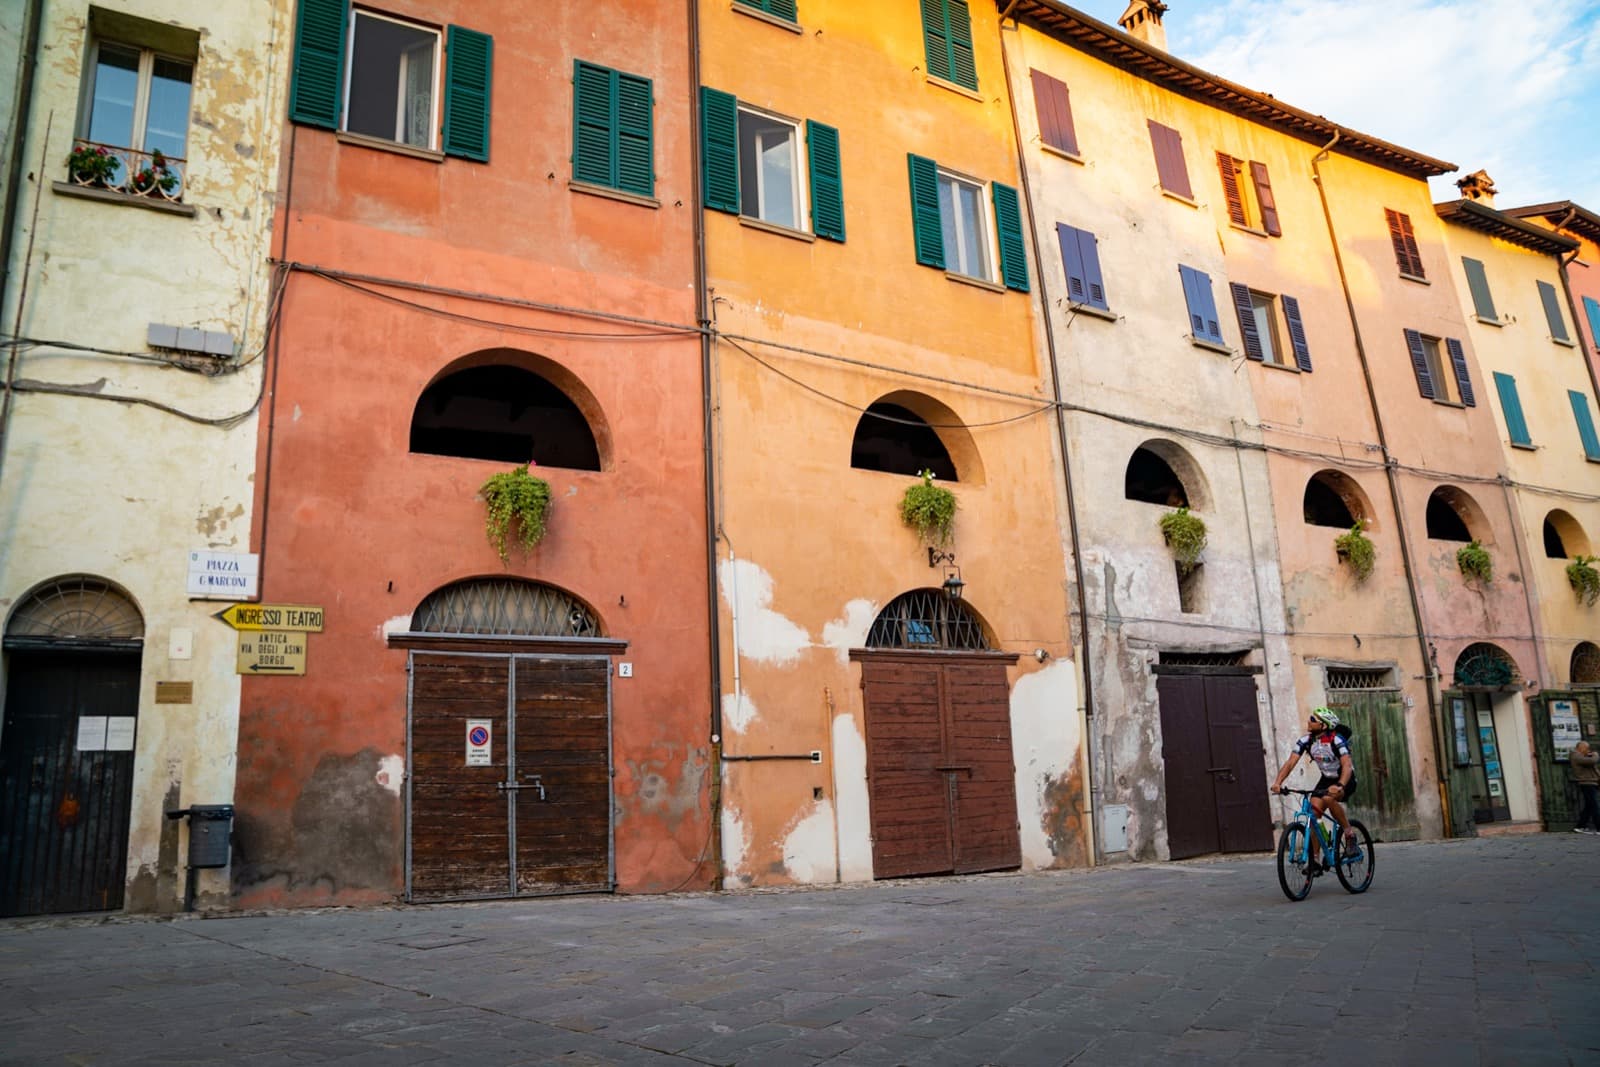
(1472, 820, 1544, 837)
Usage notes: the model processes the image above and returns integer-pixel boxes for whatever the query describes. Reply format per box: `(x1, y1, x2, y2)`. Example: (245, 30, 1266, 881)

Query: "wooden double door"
(1157, 672, 1273, 860)
(408, 652, 611, 902)
(1326, 690, 1419, 841)
(857, 653, 1020, 879)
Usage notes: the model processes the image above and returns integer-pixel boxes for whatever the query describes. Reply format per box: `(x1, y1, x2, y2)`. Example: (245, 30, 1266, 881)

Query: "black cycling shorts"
(1316, 775, 1357, 801)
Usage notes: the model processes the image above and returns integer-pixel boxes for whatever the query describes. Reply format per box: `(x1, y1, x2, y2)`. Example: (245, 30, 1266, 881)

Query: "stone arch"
(4, 575, 144, 649)
(1543, 509, 1590, 559)
(850, 390, 985, 485)
(1125, 438, 1209, 511)
(1452, 642, 1522, 689)
(1425, 485, 1490, 544)
(1303, 469, 1376, 530)
(865, 589, 994, 651)
(412, 577, 603, 637)
(1572, 642, 1600, 685)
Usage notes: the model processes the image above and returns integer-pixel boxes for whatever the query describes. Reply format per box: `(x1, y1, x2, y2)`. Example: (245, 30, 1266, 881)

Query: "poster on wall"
(1452, 699, 1471, 766)
(1550, 699, 1582, 762)
(1488, 779, 1504, 797)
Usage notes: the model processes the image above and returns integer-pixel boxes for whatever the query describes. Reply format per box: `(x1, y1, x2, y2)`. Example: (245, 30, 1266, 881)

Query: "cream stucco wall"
(0, 0, 289, 912)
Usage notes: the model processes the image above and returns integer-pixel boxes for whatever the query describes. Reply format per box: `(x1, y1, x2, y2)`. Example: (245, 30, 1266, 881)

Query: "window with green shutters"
(734, 0, 798, 23)
(1537, 280, 1571, 343)
(573, 61, 653, 197)
(698, 87, 844, 241)
(905, 154, 1027, 291)
(1492, 372, 1533, 448)
(920, 0, 977, 91)
(1462, 257, 1498, 322)
(1570, 390, 1600, 462)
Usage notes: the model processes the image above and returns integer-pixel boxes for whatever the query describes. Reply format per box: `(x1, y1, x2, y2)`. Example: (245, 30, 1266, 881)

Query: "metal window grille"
(1325, 667, 1395, 691)
(1573, 642, 1600, 685)
(1452, 643, 1520, 689)
(1158, 650, 1249, 668)
(866, 590, 990, 651)
(4, 576, 144, 641)
(412, 579, 600, 637)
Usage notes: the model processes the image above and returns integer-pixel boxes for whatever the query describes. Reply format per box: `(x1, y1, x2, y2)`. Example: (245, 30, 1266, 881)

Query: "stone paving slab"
(2, 834, 1598, 1065)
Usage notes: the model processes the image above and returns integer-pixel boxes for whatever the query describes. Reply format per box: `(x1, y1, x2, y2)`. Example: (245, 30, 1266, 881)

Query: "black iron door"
(0, 650, 141, 916)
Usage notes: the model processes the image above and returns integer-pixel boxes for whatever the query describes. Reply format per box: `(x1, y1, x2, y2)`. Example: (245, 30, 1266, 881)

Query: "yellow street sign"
(215, 603, 324, 632)
(236, 630, 308, 676)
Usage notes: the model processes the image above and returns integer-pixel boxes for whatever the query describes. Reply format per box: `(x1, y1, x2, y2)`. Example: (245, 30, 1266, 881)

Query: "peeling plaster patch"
(375, 754, 403, 796)
(821, 599, 878, 664)
(720, 803, 750, 888)
(718, 558, 809, 665)
(380, 614, 413, 638)
(624, 747, 709, 831)
(1010, 660, 1082, 870)
(781, 801, 836, 883)
(722, 691, 759, 734)
(831, 714, 873, 881)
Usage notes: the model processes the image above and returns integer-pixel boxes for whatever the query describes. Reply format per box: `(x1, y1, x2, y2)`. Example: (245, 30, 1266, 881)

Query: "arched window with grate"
(1453, 642, 1521, 689)
(4, 575, 144, 650)
(412, 578, 601, 637)
(865, 589, 991, 651)
(1573, 642, 1600, 685)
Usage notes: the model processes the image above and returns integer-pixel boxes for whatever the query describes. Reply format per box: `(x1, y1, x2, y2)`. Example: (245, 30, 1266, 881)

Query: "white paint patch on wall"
(722, 691, 759, 734)
(831, 713, 874, 882)
(820, 599, 878, 664)
(718, 557, 810, 665)
(781, 801, 837, 883)
(720, 802, 749, 886)
(1009, 660, 1081, 870)
(376, 754, 404, 796)
(380, 614, 413, 637)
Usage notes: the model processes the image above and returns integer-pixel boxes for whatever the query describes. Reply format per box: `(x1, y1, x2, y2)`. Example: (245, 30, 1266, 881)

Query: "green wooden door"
(1327, 690, 1419, 841)
(1530, 690, 1600, 832)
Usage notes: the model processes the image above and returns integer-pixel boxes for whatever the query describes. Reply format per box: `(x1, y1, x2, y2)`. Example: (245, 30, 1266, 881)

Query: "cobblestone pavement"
(3, 833, 1598, 1066)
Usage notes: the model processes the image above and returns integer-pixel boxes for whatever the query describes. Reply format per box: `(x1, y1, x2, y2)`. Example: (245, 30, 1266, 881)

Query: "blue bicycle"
(1275, 787, 1375, 901)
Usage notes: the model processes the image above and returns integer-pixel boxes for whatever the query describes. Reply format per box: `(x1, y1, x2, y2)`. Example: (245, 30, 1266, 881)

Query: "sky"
(1068, 0, 1600, 209)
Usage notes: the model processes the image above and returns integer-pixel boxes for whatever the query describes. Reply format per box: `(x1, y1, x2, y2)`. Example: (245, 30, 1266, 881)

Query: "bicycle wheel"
(1334, 819, 1375, 893)
(1276, 823, 1314, 901)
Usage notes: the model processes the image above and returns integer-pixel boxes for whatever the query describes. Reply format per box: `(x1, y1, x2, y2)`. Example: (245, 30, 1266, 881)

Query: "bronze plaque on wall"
(154, 681, 194, 704)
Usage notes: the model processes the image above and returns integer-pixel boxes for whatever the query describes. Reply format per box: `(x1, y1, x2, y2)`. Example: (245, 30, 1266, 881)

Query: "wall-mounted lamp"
(941, 566, 965, 601)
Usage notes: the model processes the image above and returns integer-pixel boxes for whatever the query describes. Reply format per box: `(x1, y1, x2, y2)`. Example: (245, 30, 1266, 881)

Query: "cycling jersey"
(1292, 731, 1351, 778)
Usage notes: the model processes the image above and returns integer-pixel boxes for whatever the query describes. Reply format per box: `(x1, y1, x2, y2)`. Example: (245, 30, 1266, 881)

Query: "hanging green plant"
(1568, 554, 1600, 606)
(900, 469, 957, 546)
(1159, 506, 1208, 574)
(1334, 523, 1376, 582)
(480, 464, 552, 562)
(1456, 540, 1492, 584)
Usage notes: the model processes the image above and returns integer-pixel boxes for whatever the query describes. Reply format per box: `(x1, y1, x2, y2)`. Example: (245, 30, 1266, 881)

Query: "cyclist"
(1270, 707, 1359, 874)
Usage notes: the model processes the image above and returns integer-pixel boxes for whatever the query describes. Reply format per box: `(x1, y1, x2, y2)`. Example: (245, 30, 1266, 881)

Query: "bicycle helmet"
(1310, 707, 1340, 729)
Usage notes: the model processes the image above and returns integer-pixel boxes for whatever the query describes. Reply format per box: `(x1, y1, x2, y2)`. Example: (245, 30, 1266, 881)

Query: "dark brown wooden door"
(512, 657, 610, 894)
(1158, 672, 1272, 860)
(860, 656, 1018, 879)
(1158, 675, 1220, 860)
(0, 650, 141, 917)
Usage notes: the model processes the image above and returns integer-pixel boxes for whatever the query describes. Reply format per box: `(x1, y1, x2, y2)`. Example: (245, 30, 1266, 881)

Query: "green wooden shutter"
(1493, 372, 1532, 447)
(1462, 257, 1497, 321)
(992, 182, 1027, 292)
(701, 88, 739, 213)
(615, 73, 654, 196)
(919, 0, 952, 82)
(289, 0, 348, 129)
(1570, 390, 1600, 461)
(442, 26, 493, 162)
(1583, 296, 1600, 351)
(907, 154, 944, 269)
(768, 0, 798, 21)
(946, 0, 977, 91)
(573, 61, 616, 188)
(1538, 280, 1570, 342)
(806, 120, 844, 242)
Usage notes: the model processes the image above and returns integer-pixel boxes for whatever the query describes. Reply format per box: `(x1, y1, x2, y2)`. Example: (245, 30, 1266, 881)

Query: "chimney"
(1456, 170, 1498, 208)
(1119, 1, 1170, 52)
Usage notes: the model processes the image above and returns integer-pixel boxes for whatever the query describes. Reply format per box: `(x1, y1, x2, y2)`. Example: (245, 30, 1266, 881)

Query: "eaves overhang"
(1501, 201, 1600, 247)
(999, 0, 1456, 180)
(1434, 199, 1579, 257)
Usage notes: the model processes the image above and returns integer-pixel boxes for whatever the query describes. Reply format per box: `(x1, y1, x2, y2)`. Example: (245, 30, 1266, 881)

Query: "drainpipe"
(687, 0, 725, 892)
(1309, 133, 1453, 834)
(0, 0, 43, 357)
(998, 19, 1099, 865)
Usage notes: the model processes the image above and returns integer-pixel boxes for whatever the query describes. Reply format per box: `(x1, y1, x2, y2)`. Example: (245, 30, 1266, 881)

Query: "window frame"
(736, 103, 808, 232)
(1421, 334, 1456, 404)
(341, 8, 443, 151)
(78, 37, 194, 159)
(937, 166, 996, 283)
(1248, 290, 1286, 367)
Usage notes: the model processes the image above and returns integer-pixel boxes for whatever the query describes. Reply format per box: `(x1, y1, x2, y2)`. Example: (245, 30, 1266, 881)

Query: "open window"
(410, 361, 603, 470)
(851, 403, 957, 480)
(1303, 470, 1372, 529)
(345, 11, 440, 149)
(1543, 510, 1590, 559)
(1124, 440, 1206, 509)
(1425, 486, 1485, 543)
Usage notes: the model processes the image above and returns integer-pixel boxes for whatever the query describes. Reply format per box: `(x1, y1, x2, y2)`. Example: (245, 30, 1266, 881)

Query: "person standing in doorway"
(1570, 740, 1600, 835)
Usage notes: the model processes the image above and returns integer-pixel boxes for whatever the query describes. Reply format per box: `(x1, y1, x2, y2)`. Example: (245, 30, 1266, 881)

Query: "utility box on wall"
(1100, 803, 1129, 854)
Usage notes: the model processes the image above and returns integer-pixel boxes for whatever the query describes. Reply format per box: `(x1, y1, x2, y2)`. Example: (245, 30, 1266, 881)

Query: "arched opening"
(1543, 510, 1590, 559)
(1425, 486, 1485, 543)
(851, 403, 956, 480)
(1302, 470, 1372, 529)
(412, 578, 602, 637)
(410, 357, 604, 470)
(1573, 642, 1600, 684)
(1124, 439, 1209, 510)
(865, 589, 993, 651)
(2, 576, 145, 916)
(1452, 642, 1521, 688)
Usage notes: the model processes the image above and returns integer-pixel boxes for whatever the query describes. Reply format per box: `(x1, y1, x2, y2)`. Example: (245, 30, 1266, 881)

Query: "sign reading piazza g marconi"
(186, 551, 260, 599)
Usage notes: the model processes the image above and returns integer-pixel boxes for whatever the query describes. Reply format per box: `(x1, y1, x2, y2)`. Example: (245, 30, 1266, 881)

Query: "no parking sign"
(466, 720, 492, 766)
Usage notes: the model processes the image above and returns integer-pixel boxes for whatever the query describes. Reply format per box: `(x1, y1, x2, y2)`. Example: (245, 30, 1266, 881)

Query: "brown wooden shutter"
(1281, 294, 1312, 371)
(1446, 337, 1475, 406)
(1147, 121, 1192, 199)
(1404, 329, 1435, 399)
(1217, 152, 1246, 226)
(1030, 69, 1078, 156)
(1229, 282, 1264, 361)
(1386, 209, 1424, 277)
(1249, 161, 1280, 236)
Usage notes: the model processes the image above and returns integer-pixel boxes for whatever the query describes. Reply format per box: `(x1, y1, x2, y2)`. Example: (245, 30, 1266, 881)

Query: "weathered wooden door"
(1158, 672, 1273, 860)
(1530, 690, 1600, 832)
(408, 652, 612, 902)
(1328, 690, 1419, 841)
(859, 655, 1019, 879)
(0, 650, 141, 917)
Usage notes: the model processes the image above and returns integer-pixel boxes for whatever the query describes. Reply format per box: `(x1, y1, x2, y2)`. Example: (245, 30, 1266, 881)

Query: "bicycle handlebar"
(1278, 786, 1338, 796)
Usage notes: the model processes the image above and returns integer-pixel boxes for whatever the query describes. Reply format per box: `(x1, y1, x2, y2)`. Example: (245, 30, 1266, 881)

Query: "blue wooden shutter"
(701, 87, 739, 213)
(806, 120, 845, 241)
(907, 154, 944, 269)
(992, 182, 1028, 292)
(946, 0, 977, 91)
(1570, 390, 1600, 460)
(289, 0, 348, 129)
(1229, 282, 1264, 361)
(919, 0, 952, 82)
(1179, 266, 1222, 345)
(1584, 296, 1600, 351)
(1493, 372, 1532, 446)
(615, 72, 654, 196)
(1446, 337, 1475, 406)
(1404, 329, 1436, 399)
(1538, 280, 1570, 342)
(442, 26, 492, 162)
(1281, 294, 1312, 371)
(573, 62, 616, 188)
(1056, 224, 1106, 310)
(1462, 257, 1497, 321)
